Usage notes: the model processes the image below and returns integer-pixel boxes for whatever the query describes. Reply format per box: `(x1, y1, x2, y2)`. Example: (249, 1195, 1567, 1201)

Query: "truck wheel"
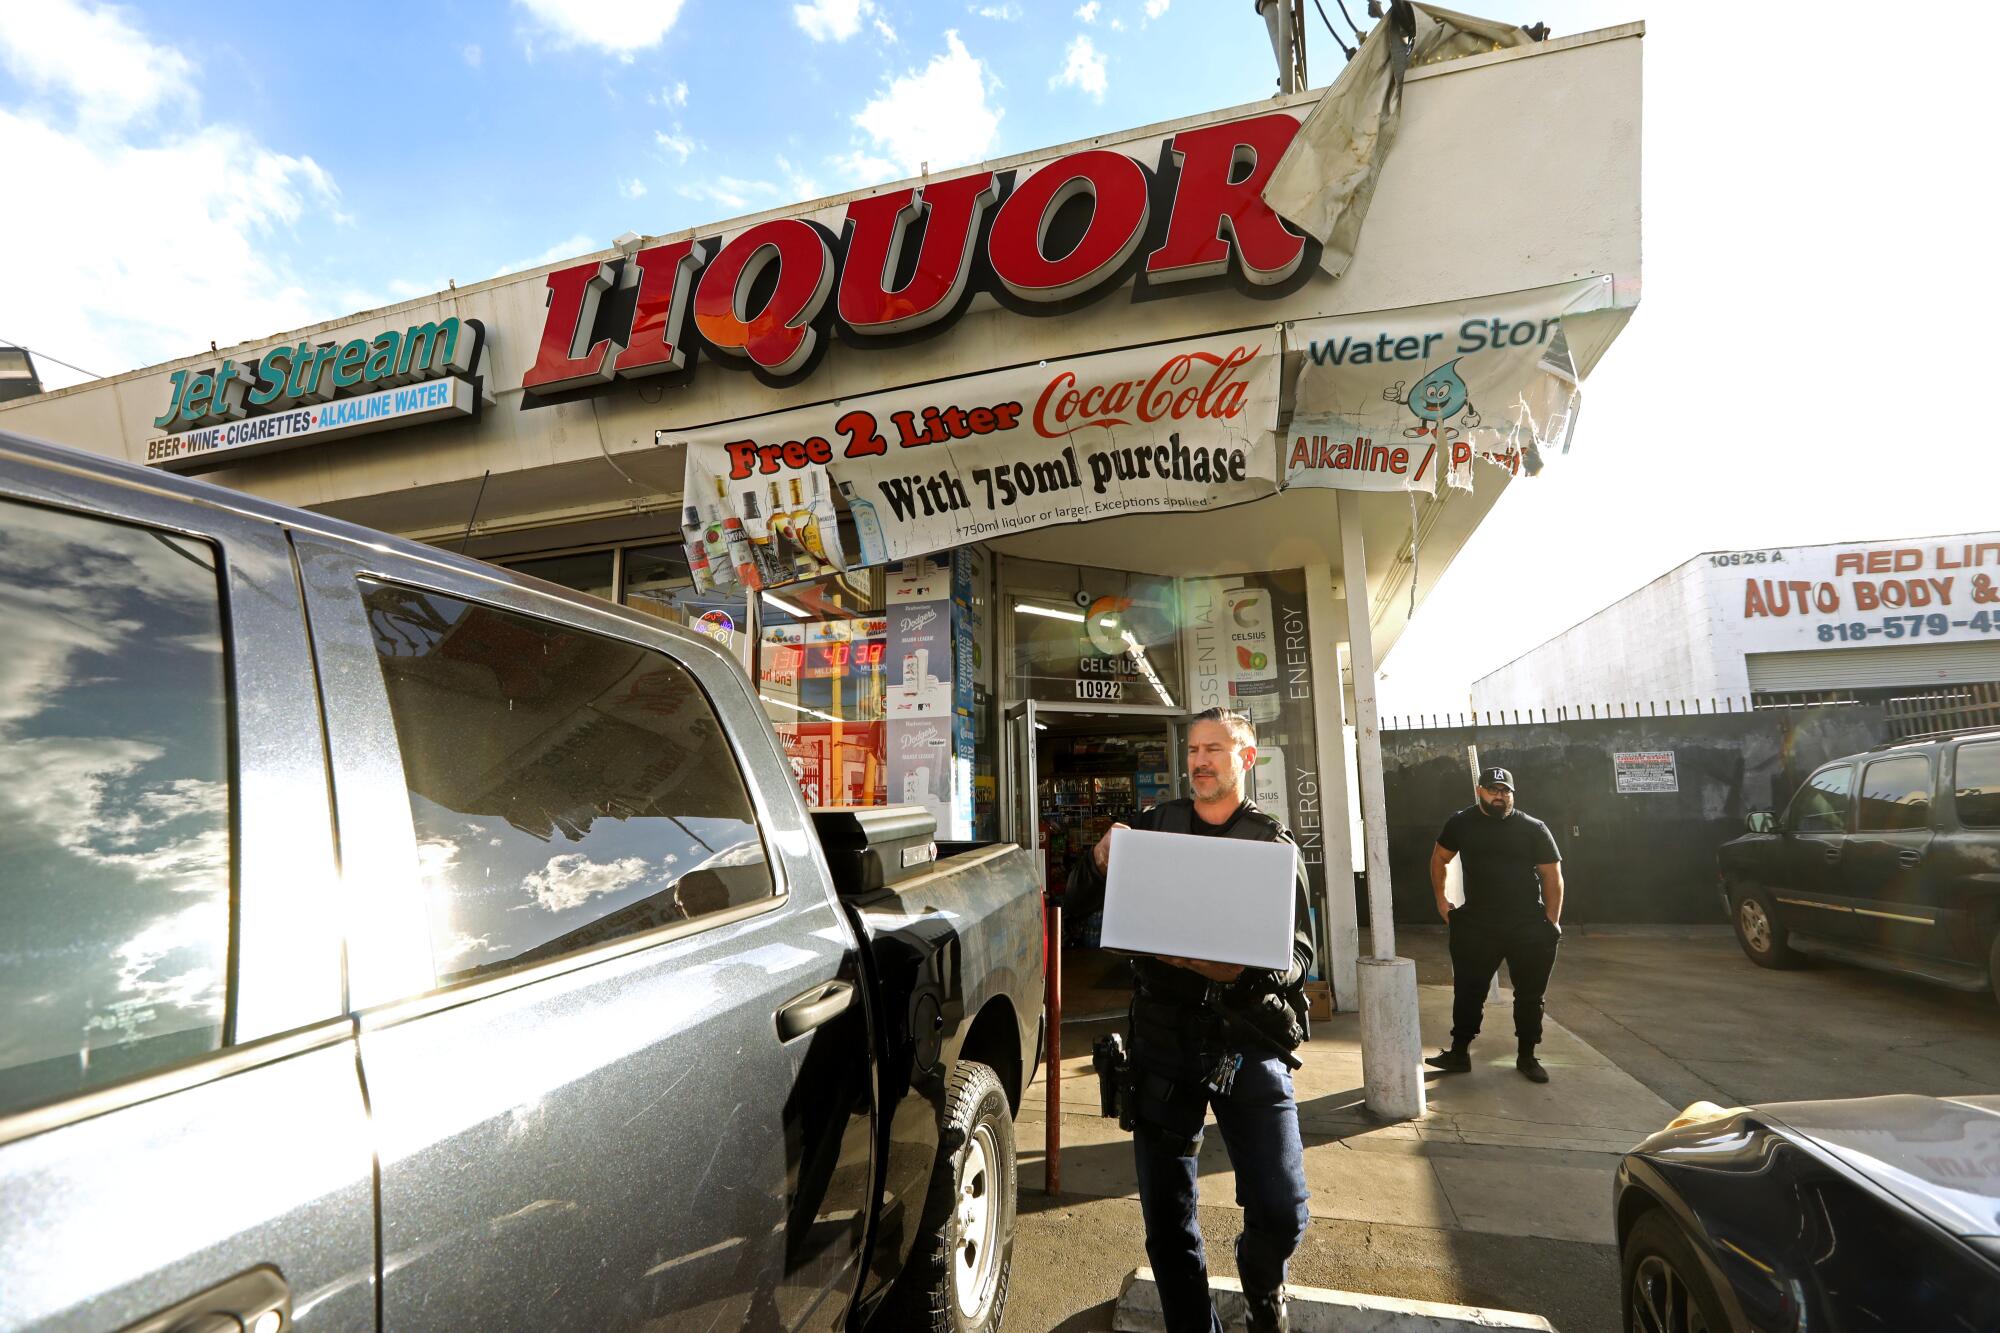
(1731, 886, 1800, 969)
(887, 1059, 1015, 1333)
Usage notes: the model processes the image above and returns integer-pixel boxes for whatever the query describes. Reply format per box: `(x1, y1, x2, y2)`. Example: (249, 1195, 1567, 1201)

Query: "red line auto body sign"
(1721, 532, 2000, 654)
(672, 332, 1280, 591)
(1282, 277, 1610, 492)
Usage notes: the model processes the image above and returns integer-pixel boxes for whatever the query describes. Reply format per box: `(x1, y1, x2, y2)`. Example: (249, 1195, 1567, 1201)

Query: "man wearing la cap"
(1425, 766, 1566, 1083)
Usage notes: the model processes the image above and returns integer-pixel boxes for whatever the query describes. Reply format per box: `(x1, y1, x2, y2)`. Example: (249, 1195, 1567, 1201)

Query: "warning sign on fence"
(1614, 751, 1679, 794)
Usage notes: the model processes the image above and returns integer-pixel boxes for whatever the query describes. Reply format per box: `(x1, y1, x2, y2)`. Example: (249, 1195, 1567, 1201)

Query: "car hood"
(1759, 1094, 2000, 1242)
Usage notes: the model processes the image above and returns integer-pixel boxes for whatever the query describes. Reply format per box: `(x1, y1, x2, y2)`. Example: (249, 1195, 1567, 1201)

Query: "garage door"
(1746, 640, 2000, 692)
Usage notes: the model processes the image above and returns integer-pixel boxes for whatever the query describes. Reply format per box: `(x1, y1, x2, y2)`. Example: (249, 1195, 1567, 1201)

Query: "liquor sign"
(144, 316, 486, 472)
(517, 111, 1313, 403)
(671, 330, 1281, 591)
(1282, 278, 1609, 492)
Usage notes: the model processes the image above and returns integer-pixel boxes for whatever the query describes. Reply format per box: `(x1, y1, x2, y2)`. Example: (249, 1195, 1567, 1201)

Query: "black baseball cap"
(1479, 766, 1515, 791)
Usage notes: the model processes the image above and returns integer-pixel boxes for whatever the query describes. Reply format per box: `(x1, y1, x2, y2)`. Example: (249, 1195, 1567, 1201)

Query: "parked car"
(0, 429, 1044, 1333)
(1717, 728, 2000, 1002)
(1615, 1094, 2000, 1331)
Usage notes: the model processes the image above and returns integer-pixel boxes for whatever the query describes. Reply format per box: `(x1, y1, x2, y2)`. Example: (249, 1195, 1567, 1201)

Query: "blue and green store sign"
(145, 317, 486, 472)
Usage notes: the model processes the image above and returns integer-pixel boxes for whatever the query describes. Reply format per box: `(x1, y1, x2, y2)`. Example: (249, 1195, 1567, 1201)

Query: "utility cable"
(1332, 0, 1368, 41)
(1312, 0, 1358, 59)
(0, 336, 103, 382)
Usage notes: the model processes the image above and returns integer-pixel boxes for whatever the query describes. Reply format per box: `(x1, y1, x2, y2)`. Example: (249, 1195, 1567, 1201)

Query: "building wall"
(1472, 557, 1722, 710)
(1474, 529, 2000, 710)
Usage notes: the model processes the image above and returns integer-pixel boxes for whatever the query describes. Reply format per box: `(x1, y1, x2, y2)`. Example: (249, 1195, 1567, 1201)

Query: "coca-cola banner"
(667, 330, 1281, 591)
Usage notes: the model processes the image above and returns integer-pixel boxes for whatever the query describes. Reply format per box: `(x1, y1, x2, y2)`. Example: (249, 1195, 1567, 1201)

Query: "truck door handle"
(1898, 849, 1923, 867)
(776, 979, 856, 1041)
(118, 1266, 290, 1333)
(1824, 847, 1841, 863)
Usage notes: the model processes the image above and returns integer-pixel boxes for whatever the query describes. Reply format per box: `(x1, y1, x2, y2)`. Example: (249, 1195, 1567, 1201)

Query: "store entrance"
(1003, 701, 1183, 1016)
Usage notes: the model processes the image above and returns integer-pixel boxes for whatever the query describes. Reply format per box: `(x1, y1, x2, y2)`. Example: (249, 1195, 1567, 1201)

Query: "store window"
(756, 570, 888, 809)
(506, 550, 614, 601)
(624, 541, 750, 659)
(1003, 558, 1182, 708)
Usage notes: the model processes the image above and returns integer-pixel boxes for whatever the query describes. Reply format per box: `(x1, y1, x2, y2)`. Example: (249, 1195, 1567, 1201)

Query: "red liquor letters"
(520, 110, 1307, 403)
(838, 173, 998, 336)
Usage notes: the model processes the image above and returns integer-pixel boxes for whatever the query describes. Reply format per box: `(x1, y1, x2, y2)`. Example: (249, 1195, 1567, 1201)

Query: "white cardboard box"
(1099, 827, 1297, 970)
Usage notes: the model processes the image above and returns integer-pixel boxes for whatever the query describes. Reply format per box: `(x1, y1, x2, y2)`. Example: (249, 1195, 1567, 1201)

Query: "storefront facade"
(0, 23, 1645, 1010)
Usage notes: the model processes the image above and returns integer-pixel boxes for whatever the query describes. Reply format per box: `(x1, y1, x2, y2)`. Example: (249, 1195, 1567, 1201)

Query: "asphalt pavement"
(1007, 927, 2000, 1332)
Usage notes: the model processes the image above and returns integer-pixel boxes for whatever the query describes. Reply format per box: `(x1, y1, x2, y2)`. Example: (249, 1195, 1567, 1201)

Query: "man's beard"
(1479, 796, 1510, 817)
(1192, 771, 1238, 802)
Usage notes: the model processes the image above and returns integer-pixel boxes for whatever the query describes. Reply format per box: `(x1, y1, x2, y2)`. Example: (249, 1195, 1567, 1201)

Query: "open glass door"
(1002, 699, 1040, 888)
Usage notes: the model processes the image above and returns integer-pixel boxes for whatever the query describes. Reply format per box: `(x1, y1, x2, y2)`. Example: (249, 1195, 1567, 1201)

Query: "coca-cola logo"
(1033, 344, 1260, 437)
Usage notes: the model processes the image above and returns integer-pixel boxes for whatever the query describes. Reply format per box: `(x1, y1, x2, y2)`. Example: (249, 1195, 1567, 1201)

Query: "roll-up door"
(1746, 641, 2000, 692)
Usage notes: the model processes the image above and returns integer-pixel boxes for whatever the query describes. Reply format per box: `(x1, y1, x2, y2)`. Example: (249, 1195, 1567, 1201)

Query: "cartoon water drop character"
(1383, 359, 1482, 440)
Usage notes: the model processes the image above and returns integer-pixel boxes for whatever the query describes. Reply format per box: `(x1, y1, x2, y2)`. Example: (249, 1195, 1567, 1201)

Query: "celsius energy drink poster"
(1224, 586, 1280, 722)
(886, 555, 965, 837)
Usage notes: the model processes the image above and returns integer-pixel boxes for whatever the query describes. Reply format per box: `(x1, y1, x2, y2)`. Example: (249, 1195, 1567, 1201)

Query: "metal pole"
(1338, 491, 1426, 1120)
(1044, 893, 1062, 1195)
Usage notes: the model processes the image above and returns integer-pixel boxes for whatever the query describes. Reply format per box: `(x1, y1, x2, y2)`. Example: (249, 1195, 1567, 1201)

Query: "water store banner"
(666, 331, 1282, 593)
(1282, 277, 1612, 492)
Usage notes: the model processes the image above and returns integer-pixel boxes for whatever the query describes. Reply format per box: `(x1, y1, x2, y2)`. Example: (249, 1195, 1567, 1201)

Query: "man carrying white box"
(1082, 707, 1314, 1333)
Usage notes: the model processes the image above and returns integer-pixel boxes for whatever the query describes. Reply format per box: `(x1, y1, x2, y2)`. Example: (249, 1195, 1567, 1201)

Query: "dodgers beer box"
(1098, 827, 1297, 970)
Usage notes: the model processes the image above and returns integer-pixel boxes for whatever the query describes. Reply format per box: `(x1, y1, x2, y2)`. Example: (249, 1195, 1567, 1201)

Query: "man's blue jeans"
(1131, 1054, 1311, 1333)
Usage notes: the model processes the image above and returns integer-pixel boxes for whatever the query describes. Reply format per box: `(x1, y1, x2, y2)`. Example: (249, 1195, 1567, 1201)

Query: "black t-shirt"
(1438, 805, 1561, 921)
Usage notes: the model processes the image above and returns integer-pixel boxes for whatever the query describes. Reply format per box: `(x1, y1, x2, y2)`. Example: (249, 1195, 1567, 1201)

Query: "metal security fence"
(1377, 704, 1891, 924)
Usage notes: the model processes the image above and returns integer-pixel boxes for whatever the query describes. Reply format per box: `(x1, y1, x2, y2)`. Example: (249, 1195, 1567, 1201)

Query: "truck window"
(1856, 755, 1933, 832)
(0, 499, 232, 1118)
(360, 581, 774, 983)
(1955, 741, 2000, 828)
(1785, 765, 1853, 833)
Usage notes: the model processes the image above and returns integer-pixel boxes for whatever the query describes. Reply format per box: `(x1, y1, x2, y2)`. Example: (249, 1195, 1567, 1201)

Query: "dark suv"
(1719, 727, 2000, 1002)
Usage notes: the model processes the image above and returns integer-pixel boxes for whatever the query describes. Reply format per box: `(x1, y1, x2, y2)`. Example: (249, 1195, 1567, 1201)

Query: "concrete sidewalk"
(1007, 977, 1677, 1331)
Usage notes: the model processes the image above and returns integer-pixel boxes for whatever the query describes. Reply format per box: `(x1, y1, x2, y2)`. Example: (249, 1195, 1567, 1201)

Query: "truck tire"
(1731, 885, 1801, 969)
(885, 1059, 1015, 1333)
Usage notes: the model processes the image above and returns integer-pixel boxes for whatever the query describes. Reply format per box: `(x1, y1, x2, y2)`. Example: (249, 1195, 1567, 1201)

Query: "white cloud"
(1053, 34, 1107, 102)
(853, 31, 1002, 177)
(513, 0, 687, 58)
(677, 175, 784, 214)
(829, 148, 898, 187)
(493, 232, 596, 277)
(621, 177, 648, 199)
(794, 0, 869, 42)
(1109, 16, 1125, 30)
(0, 0, 193, 127)
(671, 79, 689, 106)
(975, 3, 1022, 18)
(655, 128, 695, 162)
(1074, 0, 1099, 20)
(462, 43, 483, 67)
(0, 4, 354, 389)
(1144, 0, 1169, 16)
(776, 155, 817, 200)
(873, 14, 898, 42)
(523, 853, 655, 912)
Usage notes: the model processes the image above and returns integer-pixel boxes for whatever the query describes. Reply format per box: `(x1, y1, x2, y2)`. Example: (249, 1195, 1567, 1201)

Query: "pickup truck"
(0, 429, 1045, 1333)
(1718, 727, 2000, 1004)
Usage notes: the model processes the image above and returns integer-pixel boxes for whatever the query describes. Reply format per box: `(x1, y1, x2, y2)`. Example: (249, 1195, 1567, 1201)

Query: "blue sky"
(2, 1, 1987, 708)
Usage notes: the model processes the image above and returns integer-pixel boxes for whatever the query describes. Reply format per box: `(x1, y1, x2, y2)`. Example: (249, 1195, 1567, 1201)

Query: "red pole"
(1044, 894, 1062, 1196)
